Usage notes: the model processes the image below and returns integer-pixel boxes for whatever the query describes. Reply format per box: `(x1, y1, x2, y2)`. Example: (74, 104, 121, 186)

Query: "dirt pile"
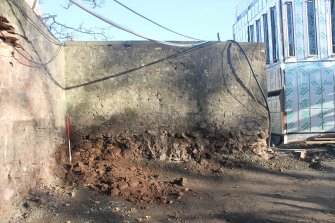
(56, 138, 190, 205)
(55, 129, 271, 205)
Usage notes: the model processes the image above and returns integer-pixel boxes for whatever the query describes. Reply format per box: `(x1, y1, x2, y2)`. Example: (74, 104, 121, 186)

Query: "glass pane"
(256, 20, 261, 42)
(271, 7, 278, 62)
(332, 0, 335, 53)
(263, 14, 270, 63)
(286, 3, 295, 56)
(248, 26, 250, 42)
(250, 25, 254, 42)
(307, 0, 318, 55)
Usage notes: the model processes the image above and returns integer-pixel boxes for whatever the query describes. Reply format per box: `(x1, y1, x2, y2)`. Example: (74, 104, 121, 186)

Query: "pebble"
(174, 178, 188, 187)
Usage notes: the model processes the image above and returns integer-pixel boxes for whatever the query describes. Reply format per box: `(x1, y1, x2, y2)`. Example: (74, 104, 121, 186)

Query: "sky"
(39, 0, 237, 42)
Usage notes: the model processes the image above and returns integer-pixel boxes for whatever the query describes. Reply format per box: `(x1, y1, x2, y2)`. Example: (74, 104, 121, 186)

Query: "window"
(263, 13, 270, 63)
(248, 27, 250, 42)
(331, 0, 335, 53)
(256, 19, 261, 42)
(270, 6, 278, 62)
(249, 25, 255, 42)
(286, 2, 295, 56)
(307, 0, 318, 55)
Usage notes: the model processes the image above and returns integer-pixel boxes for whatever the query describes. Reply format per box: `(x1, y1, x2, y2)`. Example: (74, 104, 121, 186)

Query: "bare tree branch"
(83, 0, 105, 8)
(41, 13, 111, 41)
(40, 0, 110, 41)
(62, 0, 104, 9)
(62, 2, 73, 10)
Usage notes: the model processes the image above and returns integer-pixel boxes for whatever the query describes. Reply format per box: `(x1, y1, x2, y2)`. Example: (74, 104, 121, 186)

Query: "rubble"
(82, 129, 268, 162)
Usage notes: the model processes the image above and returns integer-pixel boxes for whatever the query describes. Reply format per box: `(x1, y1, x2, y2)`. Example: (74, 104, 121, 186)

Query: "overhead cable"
(65, 41, 219, 90)
(8, 0, 63, 46)
(226, 40, 271, 146)
(111, 0, 202, 41)
(69, 0, 208, 47)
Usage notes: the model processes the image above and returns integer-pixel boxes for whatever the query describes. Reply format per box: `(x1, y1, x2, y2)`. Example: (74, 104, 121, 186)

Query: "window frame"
(256, 19, 262, 43)
(248, 26, 250, 42)
(249, 24, 255, 42)
(285, 2, 296, 57)
(270, 6, 279, 63)
(263, 13, 270, 64)
(306, 0, 318, 56)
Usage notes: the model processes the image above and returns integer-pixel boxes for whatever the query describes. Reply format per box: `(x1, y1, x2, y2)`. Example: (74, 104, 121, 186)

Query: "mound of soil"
(55, 132, 335, 206)
(56, 138, 189, 205)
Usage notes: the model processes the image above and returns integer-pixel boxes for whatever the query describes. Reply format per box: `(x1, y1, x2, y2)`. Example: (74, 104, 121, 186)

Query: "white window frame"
(270, 6, 279, 63)
(284, 1, 296, 59)
(305, 0, 319, 57)
(263, 12, 270, 64)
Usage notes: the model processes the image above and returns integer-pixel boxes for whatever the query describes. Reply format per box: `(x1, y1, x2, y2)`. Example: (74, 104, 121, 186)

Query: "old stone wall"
(0, 0, 66, 215)
(0, 0, 268, 216)
(64, 41, 268, 160)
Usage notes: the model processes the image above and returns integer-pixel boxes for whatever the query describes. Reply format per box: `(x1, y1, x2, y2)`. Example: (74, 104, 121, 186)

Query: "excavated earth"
(6, 133, 335, 223)
(54, 130, 252, 206)
(57, 138, 190, 205)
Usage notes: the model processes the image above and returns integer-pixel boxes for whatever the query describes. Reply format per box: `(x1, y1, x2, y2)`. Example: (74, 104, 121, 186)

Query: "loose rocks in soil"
(54, 129, 280, 205)
(56, 138, 190, 205)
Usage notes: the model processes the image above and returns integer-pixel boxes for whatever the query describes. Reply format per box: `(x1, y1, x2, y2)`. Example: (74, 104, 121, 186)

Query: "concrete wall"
(0, 0, 66, 215)
(65, 41, 268, 151)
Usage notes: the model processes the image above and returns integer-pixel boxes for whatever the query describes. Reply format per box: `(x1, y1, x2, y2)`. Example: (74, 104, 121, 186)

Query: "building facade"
(233, 0, 335, 143)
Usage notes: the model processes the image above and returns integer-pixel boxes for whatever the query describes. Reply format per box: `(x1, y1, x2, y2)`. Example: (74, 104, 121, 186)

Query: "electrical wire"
(111, 0, 202, 41)
(233, 43, 271, 146)
(0, 30, 62, 67)
(5, 0, 270, 143)
(13, 45, 62, 67)
(226, 40, 271, 146)
(65, 41, 219, 90)
(69, 0, 208, 48)
(2, 4, 269, 142)
(233, 44, 268, 118)
(8, 0, 63, 46)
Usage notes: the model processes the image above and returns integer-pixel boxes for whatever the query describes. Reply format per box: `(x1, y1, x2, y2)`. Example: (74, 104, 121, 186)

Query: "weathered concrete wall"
(0, 0, 66, 215)
(64, 41, 268, 154)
